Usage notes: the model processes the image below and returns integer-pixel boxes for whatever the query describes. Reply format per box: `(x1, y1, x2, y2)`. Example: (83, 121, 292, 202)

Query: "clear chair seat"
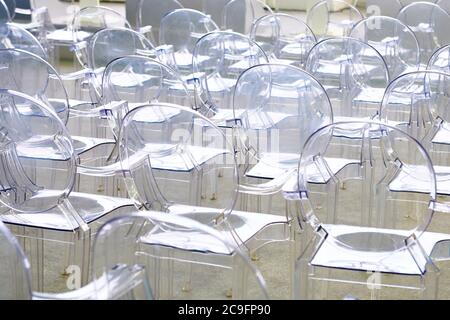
(78, 144, 228, 176)
(141, 204, 288, 255)
(46, 29, 90, 44)
(311, 224, 450, 275)
(247, 154, 357, 181)
(389, 164, 450, 195)
(0, 191, 134, 231)
(16, 135, 114, 161)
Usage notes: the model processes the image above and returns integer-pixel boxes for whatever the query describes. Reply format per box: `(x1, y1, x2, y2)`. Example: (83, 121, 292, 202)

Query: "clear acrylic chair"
(137, 0, 183, 46)
(0, 220, 153, 299)
(306, 0, 364, 39)
(80, 27, 156, 102)
(379, 70, 450, 234)
(192, 31, 269, 123)
(0, 48, 117, 170)
(305, 37, 390, 122)
(427, 44, 450, 72)
(74, 55, 192, 197)
(397, 1, 450, 66)
(232, 63, 333, 215)
(293, 120, 450, 299)
(350, 16, 420, 79)
(118, 102, 285, 298)
(159, 8, 219, 77)
(222, 0, 273, 35)
(91, 211, 270, 299)
(249, 13, 317, 69)
(0, 89, 134, 292)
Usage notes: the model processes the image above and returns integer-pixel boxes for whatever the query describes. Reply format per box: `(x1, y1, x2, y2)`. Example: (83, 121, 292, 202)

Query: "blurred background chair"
(350, 15, 420, 79)
(192, 31, 269, 122)
(159, 8, 219, 77)
(136, 0, 183, 45)
(397, 1, 450, 66)
(250, 13, 317, 68)
(307, 0, 364, 39)
(222, 0, 272, 35)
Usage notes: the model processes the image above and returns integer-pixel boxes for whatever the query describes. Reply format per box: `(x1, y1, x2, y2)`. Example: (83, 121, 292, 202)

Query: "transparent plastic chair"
(74, 55, 192, 196)
(427, 44, 450, 72)
(350, 16, 420, 79)
(221, 0, 273, 35)
(91, 211, 270, 299)
(0, 48, 117, 168)
(305, 37, 390, 122)
(192, 31, 269, 123)
(0, 220, 153, 299)
(249, 13, 317, 68)
(292, 121, 450, 299)
(159, 8, 219, 77)
(118, 102, 284, 298)
(222, 0, 273, 35)
(233, 63, 333, 215)
(0, 89, 134, 291)
(80, 27, 156, 103)
(71, 6, 131, 70)
(397, 2, 450, 66)
(306, 0, 364, 39)
(379, 71, 450, 229)
(137, 0, 183, 46)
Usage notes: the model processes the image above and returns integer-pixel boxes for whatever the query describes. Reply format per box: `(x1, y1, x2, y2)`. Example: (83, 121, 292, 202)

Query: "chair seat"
(0, 191, 134, 231)
(389, 164, 450, 195)
(247, 153, 356, 181)
(140, 204, 288, 255)
(78, 143, 228, 177)
(46, 29, 90, 44)
(311, 224, 450, 275)
(16, 135, 114, 161)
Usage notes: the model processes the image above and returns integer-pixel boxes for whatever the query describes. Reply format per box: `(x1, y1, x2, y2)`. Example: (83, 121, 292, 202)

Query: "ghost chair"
(232, 63, 334, 215)
(350, 15, 420, 79)
(292, 121, 450, 299)
(0, 219, 153, 299)
(305, 37, 390, 123)
(118, 102, 286, 298)
(192, 31, 269, 123)
(74, 55, 193, 197)
(306, 0, 364, 39)
(158, 8, 219, 77)
(379, 70, 450, 235)
(136, 0, 183, 45)
(397, 1, 450, 66)
(91, 211, 270, 299)
(221, 0, 272, 35)
(249, 13, 317, 69)
(0, 89, 134, 292)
